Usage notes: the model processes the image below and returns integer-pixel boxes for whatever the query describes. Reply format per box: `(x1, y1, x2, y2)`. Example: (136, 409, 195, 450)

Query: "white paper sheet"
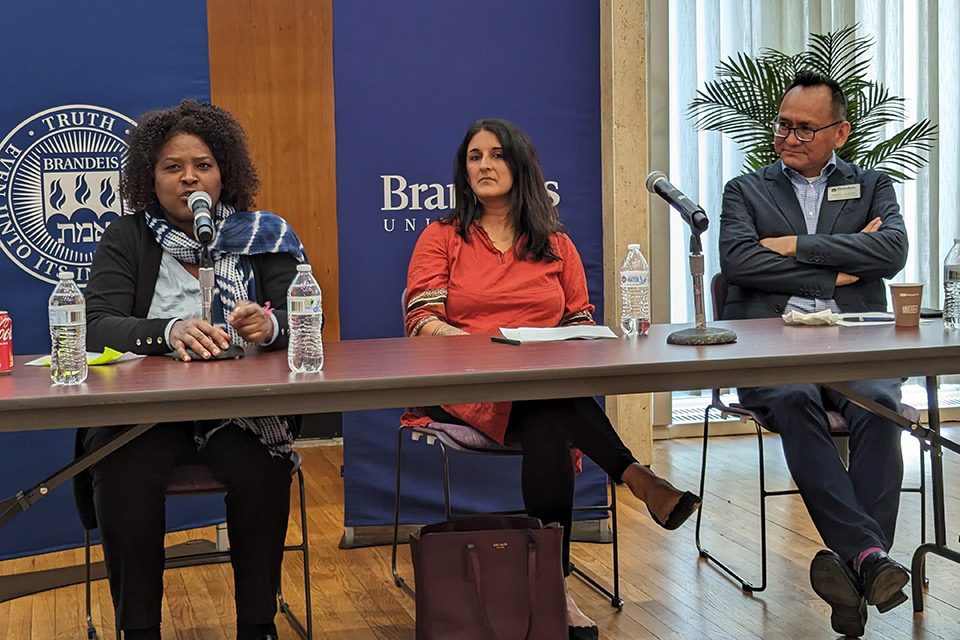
(499, 326, 618, 343)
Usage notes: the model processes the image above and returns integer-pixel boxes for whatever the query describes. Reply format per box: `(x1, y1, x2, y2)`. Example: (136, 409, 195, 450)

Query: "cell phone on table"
(166, 344, 245, 361)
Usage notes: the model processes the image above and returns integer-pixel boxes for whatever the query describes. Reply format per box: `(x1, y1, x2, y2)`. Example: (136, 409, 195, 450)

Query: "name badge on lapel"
(827, 184, 861, 201)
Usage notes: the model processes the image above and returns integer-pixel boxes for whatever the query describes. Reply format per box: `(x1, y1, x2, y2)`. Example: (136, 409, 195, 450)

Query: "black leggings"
(427, 396, 637, 575)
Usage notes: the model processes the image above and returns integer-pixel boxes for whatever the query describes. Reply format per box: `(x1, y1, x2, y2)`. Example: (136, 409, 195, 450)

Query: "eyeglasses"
(770, 119, 843, 142)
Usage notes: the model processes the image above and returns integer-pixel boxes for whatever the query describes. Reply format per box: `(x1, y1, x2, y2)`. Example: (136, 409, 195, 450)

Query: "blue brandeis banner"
(0, 2, 214, 560)
(333, 2, 607, 530)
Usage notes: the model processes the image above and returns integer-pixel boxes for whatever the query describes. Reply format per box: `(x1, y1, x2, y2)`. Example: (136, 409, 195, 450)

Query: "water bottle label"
(49, 305, 85, 325)
(620, 270, 649, 286)
(288, 296, 322, 314)
(944, 266, 960, 281)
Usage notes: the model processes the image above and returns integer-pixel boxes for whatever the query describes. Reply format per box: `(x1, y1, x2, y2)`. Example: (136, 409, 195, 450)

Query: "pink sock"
(855, 547, 885, 572)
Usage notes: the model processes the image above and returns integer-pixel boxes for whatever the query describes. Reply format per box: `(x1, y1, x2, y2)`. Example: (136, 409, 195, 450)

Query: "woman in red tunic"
(406, 118, 700, 638)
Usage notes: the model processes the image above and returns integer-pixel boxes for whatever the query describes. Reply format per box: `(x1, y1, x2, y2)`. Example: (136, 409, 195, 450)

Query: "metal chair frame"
(695, 273, 928, 592)
(391, 420, 623, 609)
(83, 456, 313, 640)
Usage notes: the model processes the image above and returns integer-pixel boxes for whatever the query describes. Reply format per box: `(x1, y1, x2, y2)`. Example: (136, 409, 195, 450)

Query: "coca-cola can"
(0, 311, 11, 374)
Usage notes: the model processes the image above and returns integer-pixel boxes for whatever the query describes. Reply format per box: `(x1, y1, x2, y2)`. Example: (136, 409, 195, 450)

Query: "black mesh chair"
(84, 451, 313, 640)
(695, 273, 926, 592)
(392, 289, 622, 609)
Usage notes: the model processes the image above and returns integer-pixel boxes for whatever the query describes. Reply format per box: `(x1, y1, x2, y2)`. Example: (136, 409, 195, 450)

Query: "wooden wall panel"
(207, 0, 340, 339)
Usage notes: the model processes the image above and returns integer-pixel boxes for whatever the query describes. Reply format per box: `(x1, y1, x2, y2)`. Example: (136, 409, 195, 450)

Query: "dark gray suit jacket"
(719, 158, 908, 319)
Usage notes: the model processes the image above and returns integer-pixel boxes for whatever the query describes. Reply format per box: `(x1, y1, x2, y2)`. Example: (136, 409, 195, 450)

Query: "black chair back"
(710, 273, 728, 321)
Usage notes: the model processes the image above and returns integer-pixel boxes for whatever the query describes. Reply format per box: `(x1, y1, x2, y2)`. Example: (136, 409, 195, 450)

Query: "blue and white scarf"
(145, 202, 306, 346)
(146, 201, 307, 457)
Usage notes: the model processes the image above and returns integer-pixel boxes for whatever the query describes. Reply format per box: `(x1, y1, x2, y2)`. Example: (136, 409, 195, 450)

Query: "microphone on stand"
(645, 171, 709, 233)
(645, 170, 735, 346)
(187, 191, 216, 325)
(182, 191, 245, 361)
(188, 191, 215, 244)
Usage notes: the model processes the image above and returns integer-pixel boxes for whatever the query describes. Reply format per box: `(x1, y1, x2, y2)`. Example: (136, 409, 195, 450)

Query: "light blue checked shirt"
(781, 153, 843, 314)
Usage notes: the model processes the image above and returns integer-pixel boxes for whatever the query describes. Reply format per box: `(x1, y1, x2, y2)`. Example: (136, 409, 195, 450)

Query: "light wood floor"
(2, 428, 958, 639)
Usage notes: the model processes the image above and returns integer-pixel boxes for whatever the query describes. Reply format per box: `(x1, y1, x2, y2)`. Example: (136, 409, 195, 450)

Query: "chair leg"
(279, 467, 313, 639)
(696, 404, 768, 592)
(919, 436, 927, 545)
(392, 428, 414, 597)
(439, 441, 452, 520)
(568, 477, 623, 609)
(610, 476, 621, 609)
(298, 468, 313, 639)
(84, 529, 99, 640)
(694, 406, 712, 557)
(918, 437, 930, 586)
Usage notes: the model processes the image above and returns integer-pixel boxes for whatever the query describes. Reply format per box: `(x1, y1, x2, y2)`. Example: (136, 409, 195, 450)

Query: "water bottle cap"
(627, 243, 641, 250)
(58, 271, 75, 280)
(296, 264, 312, 272)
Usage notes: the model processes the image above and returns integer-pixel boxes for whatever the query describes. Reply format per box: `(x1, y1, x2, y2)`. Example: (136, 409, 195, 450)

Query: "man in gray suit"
(719, 71, 910, 637)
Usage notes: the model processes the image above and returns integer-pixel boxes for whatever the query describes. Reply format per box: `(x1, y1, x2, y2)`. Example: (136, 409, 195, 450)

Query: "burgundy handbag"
(409, 515, 567, 640)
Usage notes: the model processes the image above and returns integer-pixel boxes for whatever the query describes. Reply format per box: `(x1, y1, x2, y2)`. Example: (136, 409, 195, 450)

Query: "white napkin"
(782, 309, 840, 326)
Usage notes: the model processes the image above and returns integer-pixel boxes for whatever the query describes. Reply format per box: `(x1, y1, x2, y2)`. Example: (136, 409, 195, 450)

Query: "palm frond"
(688, 24, 937, 182)
(857, 120, 939, 181)
(688, 53, 786, 129)
(802, 26, 874, 84)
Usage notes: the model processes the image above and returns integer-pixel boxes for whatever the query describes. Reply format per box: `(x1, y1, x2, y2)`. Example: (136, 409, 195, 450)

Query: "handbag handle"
(465, 534, 538, 640)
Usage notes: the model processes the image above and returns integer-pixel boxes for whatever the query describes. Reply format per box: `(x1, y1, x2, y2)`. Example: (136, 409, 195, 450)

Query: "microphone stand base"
(667, 326, 737, 346)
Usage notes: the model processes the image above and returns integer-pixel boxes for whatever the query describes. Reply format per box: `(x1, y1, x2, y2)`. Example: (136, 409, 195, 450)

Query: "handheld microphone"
(188, 191, 215, 244)
(645, 171, 709, 232)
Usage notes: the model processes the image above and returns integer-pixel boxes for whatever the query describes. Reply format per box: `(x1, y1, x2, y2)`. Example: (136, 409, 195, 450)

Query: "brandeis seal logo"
(0, 104, 137, 286)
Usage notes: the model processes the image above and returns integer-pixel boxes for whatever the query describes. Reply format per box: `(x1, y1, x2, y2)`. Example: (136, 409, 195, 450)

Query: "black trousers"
(738, 378, 904, 564)
(83, 421, 292, 632)
(428, 397, 637, 575)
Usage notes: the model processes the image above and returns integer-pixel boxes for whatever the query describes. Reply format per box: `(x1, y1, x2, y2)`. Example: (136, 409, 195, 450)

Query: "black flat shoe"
(569, 624, 599, 640)
(648, 491, 702, 530)
(809, 550, 867, 637)
(859, 552, 909, 613)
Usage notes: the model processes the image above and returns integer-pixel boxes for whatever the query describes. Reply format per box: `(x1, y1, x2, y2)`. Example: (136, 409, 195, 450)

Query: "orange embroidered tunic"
(405, 221, 596, 443)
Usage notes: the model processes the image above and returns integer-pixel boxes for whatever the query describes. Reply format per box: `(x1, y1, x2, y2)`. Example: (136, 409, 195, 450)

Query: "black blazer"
(719, 158, 908, 319)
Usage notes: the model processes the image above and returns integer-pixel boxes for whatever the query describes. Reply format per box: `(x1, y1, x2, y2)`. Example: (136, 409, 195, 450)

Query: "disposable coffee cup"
(889, 283, 923, 327)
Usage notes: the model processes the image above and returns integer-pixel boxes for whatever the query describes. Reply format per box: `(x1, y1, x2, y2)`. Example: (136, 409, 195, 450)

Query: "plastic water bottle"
(287, 263, 324, 372)
(620, 243, 650, 336)
(48, 271, 87, 385)
(944, 238, 960, 330)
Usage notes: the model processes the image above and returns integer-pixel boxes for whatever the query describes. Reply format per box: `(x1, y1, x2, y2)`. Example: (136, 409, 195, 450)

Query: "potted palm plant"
(688, 25, 937, 181)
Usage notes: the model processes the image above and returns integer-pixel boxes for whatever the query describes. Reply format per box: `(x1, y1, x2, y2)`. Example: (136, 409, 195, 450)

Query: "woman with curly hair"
(406, 118, 701, 639)
(74, 99, 306, 640)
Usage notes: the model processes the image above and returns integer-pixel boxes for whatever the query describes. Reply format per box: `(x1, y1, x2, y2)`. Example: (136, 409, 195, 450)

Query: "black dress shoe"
(859, 551, 909, 613)
(648, 491, 702, 530)
(569, 624, 599, 640)
(809, 550, 867, 637)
